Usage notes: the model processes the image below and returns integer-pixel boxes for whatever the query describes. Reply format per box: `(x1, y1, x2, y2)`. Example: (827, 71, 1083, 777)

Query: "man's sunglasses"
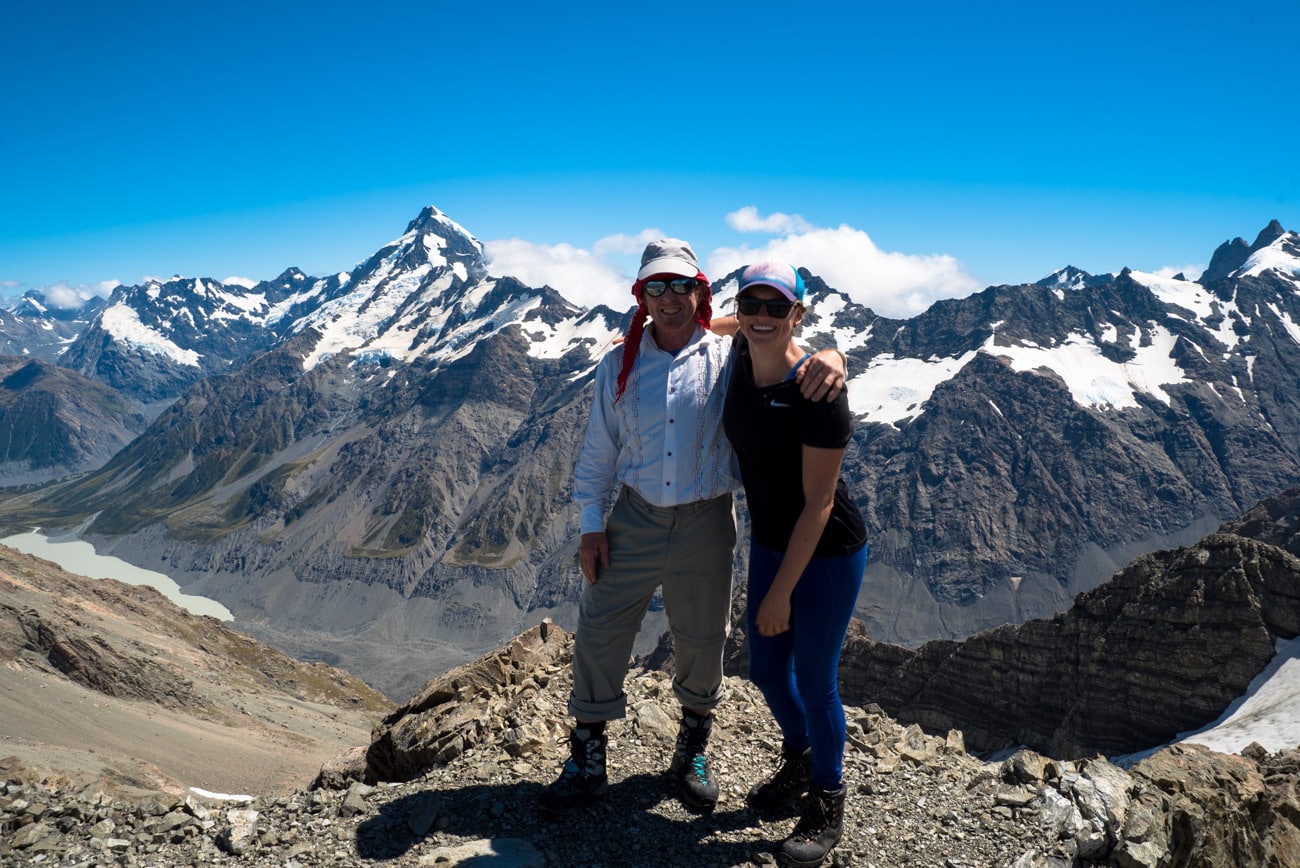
(736, 296, 796, 319)
(643, 277, 700, 297)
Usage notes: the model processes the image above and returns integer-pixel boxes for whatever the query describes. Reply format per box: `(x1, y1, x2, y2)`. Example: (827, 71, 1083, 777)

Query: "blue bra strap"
(784, 352, 812, 381)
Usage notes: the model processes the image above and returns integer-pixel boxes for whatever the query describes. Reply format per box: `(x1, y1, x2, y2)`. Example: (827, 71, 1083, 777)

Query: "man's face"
(642, 274, 701, 335)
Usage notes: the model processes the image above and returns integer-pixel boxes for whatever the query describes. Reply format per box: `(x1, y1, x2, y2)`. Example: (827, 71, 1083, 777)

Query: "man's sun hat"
(737, 261, 805, 303)
(637, 238, 701, 280)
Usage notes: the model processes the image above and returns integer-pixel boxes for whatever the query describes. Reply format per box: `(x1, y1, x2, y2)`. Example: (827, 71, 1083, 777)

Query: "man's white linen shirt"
(574, 326, 737, 534)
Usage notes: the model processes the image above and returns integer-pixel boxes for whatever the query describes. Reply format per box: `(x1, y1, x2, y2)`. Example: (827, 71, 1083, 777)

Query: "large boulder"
(364, 620, 571, 783)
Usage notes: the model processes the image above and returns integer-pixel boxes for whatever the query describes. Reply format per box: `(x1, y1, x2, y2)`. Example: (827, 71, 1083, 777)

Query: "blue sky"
(3, 1, 1297, 317)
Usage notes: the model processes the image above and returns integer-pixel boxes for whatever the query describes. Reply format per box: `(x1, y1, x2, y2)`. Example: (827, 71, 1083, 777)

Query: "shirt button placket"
(664, 366, 679, 495)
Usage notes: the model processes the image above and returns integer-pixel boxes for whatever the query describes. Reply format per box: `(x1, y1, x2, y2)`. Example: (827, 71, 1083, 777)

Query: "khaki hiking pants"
(569, 487, 736, 721)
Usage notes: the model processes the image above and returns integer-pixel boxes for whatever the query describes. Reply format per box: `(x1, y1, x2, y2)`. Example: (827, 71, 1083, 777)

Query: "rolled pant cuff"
(568, 694, 628, 722)
(672, 678, 725, 711)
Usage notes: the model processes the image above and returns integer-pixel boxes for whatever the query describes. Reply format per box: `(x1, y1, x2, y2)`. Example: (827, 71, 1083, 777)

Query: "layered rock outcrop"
(836, 489, 1300, 756)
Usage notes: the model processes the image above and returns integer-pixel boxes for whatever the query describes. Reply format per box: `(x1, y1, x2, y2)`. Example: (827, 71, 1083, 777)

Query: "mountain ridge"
(1, 212, 1299, 700)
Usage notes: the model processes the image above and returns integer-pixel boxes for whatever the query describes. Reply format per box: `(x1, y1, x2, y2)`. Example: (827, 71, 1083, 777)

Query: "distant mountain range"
(1, 208, 1298, 700)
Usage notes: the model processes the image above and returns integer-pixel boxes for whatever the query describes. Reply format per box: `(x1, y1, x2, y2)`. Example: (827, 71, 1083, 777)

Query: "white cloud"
(591, 229, 665, 258)
(1154, 263, 1205, 281)
(482, 210, 983, 319)
(726, 205, 814, 235)
(40, 279, 120, 309)
(712, 209, 982, 319)
(484, 238, 633, 310)
(222, 275, 259, 289)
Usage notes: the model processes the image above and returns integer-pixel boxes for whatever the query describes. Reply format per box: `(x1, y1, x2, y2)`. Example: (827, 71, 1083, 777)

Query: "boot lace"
(770, 755, 807, 795)
(690, 753, 710, 784)
(791, 796, 832, 841)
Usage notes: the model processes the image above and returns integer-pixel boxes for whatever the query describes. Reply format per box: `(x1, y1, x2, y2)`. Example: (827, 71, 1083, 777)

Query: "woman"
(722, 261, 868, 868)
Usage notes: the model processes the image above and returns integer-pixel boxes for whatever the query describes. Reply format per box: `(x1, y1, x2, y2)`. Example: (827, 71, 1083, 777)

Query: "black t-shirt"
(723, 338, 867, 558)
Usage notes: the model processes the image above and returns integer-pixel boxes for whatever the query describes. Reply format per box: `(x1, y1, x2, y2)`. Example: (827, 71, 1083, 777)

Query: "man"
(540, 239, 846, 815)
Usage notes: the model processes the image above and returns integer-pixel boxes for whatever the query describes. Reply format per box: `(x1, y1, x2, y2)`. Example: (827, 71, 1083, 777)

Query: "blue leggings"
(746, 539, 867, 790)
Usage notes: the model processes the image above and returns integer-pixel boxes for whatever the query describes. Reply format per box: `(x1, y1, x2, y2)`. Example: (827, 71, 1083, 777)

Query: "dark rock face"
(1202, 237, 1254, 283)
(0, 357, 147, 484)
(1219, 486, 1300, 556)
(12, 605, 202, 707)
(1129, 743, 1300, 868)
(837, 488, 1300, 757)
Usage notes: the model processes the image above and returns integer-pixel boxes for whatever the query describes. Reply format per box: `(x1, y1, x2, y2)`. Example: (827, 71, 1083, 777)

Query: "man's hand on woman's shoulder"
(797, 349, 847, 402)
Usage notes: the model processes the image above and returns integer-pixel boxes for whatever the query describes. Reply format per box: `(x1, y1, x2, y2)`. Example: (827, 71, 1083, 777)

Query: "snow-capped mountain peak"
(1239, 223, 1300, 285)
(1201, 220, 1298, 284)
(1036, 265, 1095, 292)
(283, 206, 617, 372)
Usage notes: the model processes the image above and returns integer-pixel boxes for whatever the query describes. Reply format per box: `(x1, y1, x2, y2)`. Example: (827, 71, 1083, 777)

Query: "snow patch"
(848, 350, 979, 426)
(1242, 244, 1300, 280)
(1129, 270, 1242, 350)
(1265, 303, 1300, 346)
(524, 314, 622, 361)
(986, 328, 1186, 409)
(100, 304, 201, 367)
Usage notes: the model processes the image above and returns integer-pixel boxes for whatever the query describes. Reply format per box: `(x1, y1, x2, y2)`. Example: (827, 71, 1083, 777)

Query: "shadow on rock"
(355, 773, 783, 867)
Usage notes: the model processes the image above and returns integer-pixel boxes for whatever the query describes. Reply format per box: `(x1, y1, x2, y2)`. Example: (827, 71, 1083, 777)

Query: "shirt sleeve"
(801, 388, 853, 449)
(573, 353, 622, 534)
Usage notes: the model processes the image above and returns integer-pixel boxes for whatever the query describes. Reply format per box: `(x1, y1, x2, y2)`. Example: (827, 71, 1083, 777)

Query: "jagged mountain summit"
(57, 268, 321, 407)
(0, 290, 105, 362)
(1, 212, 1299, 702)
(51, 207, 622, 410)
(277, 206, 623, 374)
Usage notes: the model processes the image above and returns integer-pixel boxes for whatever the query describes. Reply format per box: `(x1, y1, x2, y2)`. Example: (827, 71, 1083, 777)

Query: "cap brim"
(637, 256, 699, 281)
(738, 280, 799, 303)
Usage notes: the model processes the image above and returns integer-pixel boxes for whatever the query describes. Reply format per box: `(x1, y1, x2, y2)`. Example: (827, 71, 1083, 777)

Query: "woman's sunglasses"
(736, 296, 796, 319)
(643, 277, 700, 297)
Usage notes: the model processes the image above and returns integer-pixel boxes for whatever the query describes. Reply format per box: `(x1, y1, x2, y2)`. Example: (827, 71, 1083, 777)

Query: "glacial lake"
(1, 531, 234, 621)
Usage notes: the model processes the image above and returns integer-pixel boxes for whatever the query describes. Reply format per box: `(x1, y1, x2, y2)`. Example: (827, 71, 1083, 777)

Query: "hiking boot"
(747, 744, 812, 812)
(668, 710, 718, 811)
(538, 725, 608, 815)
(780, 784, 846, 867)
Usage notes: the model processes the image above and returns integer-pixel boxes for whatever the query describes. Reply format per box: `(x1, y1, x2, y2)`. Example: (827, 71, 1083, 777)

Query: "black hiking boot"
(668, 710, 718, 811)
(538, 725, 608, 815)
(747, 743, 812, 813)
(780, 784, 846, 867)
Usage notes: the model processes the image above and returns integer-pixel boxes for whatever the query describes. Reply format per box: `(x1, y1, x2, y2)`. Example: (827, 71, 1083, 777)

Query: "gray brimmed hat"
(637, 238, 701, 280)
